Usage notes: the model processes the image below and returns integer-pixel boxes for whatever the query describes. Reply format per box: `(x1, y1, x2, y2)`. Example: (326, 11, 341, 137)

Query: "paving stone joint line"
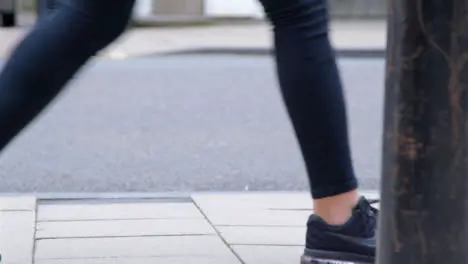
(32, 197, 39, 264)
(192, 199, 248, 264)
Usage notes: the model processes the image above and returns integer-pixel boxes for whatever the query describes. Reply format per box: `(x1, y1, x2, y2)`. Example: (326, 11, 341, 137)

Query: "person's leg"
(259, 0, 360, 222)
(0, 0, 135, 153)
(257, 0, 377, 263)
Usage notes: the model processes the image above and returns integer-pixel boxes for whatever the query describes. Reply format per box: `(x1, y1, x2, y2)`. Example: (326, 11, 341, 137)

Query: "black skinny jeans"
(0, 0, 358, 199)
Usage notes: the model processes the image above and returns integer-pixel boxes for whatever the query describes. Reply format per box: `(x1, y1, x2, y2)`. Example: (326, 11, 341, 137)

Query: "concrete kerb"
(0, 196, 37, 264)
(0, 42, 386, 61)
(0, 190, 380, 201)
(1, 18, 387, 60)
(155, 47, 386, 58)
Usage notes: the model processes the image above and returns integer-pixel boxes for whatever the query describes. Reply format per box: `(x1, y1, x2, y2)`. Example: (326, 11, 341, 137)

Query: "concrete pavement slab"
(0, 20, 386, 60)
(217, 226, 305, 245)
(194, 192, 313, 210)
(30, 191, 379, 263)
(193, 199, 311, 226)
(36, 218, 216, 239)
(232, 245, 303, 264)
(34, 236, 240, 262)
(0, 196, 37, 264)
(0, 196, 36, 211)
(193, 192, 314, 226)
(104, 20, 386, 58)
(35, 256, 238, 264)
(37, 202, 202, 221)
(195, 207, 311, 226)
(192, 191, 379, 226)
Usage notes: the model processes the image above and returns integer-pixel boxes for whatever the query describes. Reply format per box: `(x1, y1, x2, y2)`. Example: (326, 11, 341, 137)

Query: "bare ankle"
(313, 190, 359, 225)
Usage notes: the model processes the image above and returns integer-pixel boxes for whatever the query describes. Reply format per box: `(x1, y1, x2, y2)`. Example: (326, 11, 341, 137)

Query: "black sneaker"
(300, 197, 378, 264)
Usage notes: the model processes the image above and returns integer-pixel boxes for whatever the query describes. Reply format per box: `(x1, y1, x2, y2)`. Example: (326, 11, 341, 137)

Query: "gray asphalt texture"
(0, 55, 385, 193)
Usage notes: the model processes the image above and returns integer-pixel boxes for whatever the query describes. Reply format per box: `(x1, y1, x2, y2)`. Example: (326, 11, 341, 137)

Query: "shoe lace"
(367, 198, 379, 214)
(363, 198, 379, 233)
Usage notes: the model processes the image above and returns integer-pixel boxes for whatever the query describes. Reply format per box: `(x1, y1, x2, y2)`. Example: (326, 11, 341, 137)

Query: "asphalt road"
(0, 55, 385, 194)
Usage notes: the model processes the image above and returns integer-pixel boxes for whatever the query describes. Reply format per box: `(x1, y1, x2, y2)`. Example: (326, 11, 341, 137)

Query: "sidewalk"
(0, 20, 386, 60)
(0, 191, 379, 264)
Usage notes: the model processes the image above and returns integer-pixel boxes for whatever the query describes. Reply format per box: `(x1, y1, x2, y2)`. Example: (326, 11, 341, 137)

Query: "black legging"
(0, 0, 357, 199)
